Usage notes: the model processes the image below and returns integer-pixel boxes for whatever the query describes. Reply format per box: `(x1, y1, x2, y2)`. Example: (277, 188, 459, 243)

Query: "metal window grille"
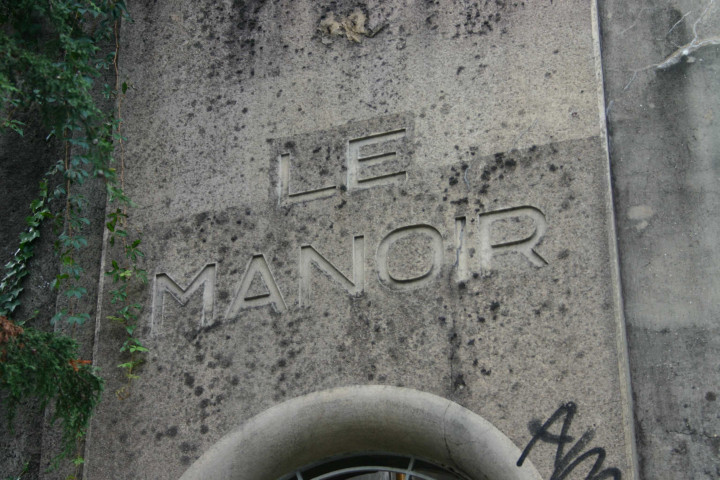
(279, 454, 469, 480)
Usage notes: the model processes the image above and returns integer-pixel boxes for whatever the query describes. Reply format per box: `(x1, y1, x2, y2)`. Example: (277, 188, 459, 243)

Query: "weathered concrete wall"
(0, 115, 61, 480)
(81, 1, 636, 479)
(4, 1, 719, 478)
(0, 68, 112, 480)
(599, 0, 720, 478)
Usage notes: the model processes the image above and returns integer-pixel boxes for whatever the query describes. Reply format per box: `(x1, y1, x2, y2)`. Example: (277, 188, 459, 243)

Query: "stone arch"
(179, 385, 542, 480)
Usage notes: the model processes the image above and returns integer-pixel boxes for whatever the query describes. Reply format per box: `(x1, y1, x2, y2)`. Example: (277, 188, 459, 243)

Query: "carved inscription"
(226, 254, 286, 316)
(455, 206, 548, 281)
(149, 117, 562, 331)
(376, 225, 443, 290)
(151, 264, 216, 332)
(278, 152, 336, 203)
(299, 236, 365, 306)
(346, 129, 407, 190)
(274, 119, 411, 205)
(150, 206, 549, 332)
(478, 206, 548, 269)
(454, 217, 469, 282)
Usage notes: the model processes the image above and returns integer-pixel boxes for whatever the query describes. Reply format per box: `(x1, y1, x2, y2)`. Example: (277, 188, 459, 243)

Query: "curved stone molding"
(179, 385, 542, 480)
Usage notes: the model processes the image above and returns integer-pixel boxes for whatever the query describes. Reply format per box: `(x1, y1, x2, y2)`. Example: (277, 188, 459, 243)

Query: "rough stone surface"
(599, 0, 720, 478)
(0, 115, 64, 480)
(0, 64, 112, 480)
(80, 2, 636, 479)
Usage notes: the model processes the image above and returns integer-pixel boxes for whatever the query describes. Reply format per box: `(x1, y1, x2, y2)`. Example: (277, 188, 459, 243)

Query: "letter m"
(151, 263, 216, 334)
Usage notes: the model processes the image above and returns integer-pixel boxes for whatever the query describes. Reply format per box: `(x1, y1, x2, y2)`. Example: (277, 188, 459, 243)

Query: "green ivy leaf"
(64, 285, 87, 299)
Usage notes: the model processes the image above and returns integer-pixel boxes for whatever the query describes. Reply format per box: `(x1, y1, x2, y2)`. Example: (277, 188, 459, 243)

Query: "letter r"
(477, 206, 548, 270)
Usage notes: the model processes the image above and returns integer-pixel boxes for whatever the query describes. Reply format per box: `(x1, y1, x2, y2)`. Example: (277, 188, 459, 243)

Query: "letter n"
(151, 264, 217, 334)
(299, 236, 365, 306)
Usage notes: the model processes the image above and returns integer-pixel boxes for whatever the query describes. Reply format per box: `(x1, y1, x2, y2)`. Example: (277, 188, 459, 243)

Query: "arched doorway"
(179, 386, 541, 480)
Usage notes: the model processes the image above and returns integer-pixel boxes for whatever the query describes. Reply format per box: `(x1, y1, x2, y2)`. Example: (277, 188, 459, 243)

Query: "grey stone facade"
(1, 1, 718, 479)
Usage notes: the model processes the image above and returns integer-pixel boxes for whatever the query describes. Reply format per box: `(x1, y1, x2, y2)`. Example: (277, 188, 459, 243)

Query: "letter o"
(376, 224, 444, 290)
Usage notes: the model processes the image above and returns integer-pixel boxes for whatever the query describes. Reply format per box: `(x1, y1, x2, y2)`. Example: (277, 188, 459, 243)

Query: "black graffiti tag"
(516, 402, 622, 480)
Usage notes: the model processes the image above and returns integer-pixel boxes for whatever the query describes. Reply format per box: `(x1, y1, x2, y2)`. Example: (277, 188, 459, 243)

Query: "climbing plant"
(0, 0, 146, 467)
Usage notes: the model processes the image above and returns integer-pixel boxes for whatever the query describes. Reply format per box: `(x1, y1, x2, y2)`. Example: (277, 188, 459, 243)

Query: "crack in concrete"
(619, 7, 651, 35)
(650, 0, 718, 71)
(440, 401, 457, 466)
(667, 10, 693, 38)
(510, 118, 538, 153)
(608, 0, 719, 114)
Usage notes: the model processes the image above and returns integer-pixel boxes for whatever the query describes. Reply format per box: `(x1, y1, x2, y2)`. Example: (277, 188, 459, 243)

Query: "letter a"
(226, 254, 287, 317)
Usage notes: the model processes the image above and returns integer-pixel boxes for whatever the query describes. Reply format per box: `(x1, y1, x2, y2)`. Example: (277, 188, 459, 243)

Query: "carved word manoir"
(150, 125, 548, 333)
(150, 206, 547, 333)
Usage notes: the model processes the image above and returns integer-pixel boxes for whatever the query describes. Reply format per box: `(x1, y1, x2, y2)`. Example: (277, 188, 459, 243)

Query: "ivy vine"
(0, 0, 146, 468)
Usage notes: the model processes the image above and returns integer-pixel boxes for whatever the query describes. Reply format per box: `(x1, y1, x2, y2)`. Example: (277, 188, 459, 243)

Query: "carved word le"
(278, 128, 407, 204)
(517, 402, 622, 480)
(151, 206, 546, 333)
